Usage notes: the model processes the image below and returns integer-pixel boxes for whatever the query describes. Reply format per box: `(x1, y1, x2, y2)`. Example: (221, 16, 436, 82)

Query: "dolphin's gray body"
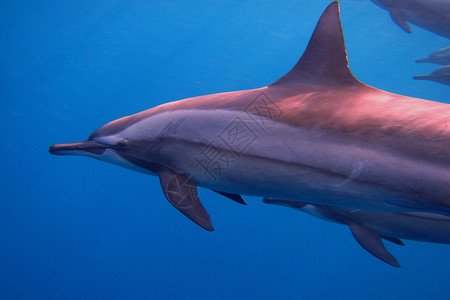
(416, 47, 450, 65)
(263, 198, 450, 267)
(49, 2, 450, 231)
(414, 65, 450, 86)
(369, 0, 450, 38)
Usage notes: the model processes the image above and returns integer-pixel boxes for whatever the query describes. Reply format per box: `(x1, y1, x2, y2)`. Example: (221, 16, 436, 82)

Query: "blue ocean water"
(1, 0, 449, 299)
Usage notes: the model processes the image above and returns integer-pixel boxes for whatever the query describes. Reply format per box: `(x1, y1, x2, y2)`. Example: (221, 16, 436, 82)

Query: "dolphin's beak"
(263, 198, 308, 209)
(49, 141, 108, 156)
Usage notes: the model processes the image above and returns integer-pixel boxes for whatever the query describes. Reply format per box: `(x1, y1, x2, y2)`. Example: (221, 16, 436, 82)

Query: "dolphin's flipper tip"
(213, 190, 247, 205)
(388, 8, 412, 33)
(381, 236, 405, 246)
(349, 223, 401, 268)
(159, 168, 214, 231)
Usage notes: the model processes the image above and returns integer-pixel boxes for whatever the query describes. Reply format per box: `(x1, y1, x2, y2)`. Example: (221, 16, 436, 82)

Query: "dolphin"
(263, 198, 450, 267)
(369, 0, 450, 39)
(416, 46, 450, 65)
(49, 2, 450, 231)
(414, 65, 450, 86)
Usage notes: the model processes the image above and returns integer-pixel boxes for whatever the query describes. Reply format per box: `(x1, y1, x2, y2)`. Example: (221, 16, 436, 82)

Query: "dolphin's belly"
(161, 138, 448, 213)
(127, 109, 450, 213)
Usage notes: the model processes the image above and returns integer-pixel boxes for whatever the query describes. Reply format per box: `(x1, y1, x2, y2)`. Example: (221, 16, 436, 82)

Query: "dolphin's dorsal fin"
(270, 1, 361, 87)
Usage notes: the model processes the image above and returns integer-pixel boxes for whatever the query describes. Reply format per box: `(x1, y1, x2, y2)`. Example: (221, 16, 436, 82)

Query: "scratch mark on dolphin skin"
(335, 159, 364, 187)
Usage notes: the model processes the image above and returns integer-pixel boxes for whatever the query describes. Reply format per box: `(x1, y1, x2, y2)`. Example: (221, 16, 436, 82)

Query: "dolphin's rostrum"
(49, 2, 450, 231)
(416, 47, 450, 65)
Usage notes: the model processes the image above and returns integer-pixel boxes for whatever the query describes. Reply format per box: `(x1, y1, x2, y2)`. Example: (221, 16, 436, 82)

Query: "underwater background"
(1, 0, 449, 299)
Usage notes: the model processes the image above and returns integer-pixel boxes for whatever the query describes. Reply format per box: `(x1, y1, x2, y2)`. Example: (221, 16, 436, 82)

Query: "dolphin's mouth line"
(49, 140, 109, 155)
(115, 151, 163, 174)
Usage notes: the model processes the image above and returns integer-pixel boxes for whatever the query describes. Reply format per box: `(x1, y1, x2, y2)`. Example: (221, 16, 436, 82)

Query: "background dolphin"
(49, 2, 450, 230)
(263, 198, 450, 267)
(369, 0, 450, 39)
(416, 46, 450, 65)
(414, 65, 450, 86)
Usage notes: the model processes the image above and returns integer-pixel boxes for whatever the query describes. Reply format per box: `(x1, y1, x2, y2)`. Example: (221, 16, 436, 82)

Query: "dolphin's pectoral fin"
(388, 8, 412, 33)
(349, 223, 401, 268)
(212, 190, 247, 205)
(158, 169, 214, 231)
(381, 236, 405, 246)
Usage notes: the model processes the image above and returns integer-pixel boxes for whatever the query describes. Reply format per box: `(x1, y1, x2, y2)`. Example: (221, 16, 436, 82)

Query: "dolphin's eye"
(115, 139, 128, 150)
